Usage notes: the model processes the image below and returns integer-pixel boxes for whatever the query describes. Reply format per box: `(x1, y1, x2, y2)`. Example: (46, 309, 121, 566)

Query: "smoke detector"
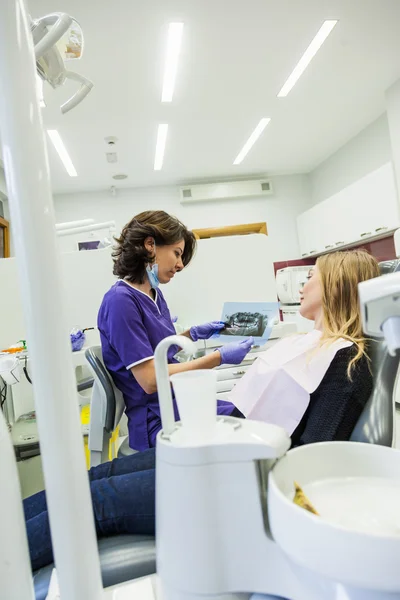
(112, 173, 128, 180)
(106, 152, 118, 163)
(104, 136, 118, 146)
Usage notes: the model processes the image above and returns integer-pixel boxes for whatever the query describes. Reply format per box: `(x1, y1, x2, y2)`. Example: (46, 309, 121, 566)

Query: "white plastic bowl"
(269, 442, 400, 592)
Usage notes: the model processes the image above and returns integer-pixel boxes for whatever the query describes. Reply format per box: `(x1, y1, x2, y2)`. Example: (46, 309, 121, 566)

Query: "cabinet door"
(323, 194, 353, 250)
(297, 211, 312, 257)
(345, 163, 400, 243)
(359, 163, 400, 239)
(297, 204, 325, 257)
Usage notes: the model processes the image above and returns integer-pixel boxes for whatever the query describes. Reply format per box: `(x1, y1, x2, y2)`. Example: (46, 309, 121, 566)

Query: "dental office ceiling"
(22, 0, 400, 193)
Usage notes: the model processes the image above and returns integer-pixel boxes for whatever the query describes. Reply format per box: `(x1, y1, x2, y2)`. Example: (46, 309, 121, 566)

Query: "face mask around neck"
(146, 244, 159, 288)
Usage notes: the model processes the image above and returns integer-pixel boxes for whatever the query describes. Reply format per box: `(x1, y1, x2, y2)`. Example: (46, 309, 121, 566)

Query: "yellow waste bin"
(80, 404, 119, 469)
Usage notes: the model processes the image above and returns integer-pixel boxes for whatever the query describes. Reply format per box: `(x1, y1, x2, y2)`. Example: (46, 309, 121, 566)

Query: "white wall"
(0, 167, 7, 199)
(53, 174, 311, 262)
(386, 79, 400, 196)
(309, 114, 392, 206)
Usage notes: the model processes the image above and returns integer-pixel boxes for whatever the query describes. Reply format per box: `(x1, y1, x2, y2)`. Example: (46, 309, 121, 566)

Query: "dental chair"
(84, 346, 136, 466)
(33, 346, 156, 600)
(32, 293, 400, 599)
(351, 259, 400, 446)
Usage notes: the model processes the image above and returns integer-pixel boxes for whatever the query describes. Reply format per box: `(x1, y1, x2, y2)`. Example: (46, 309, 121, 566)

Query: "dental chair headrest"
(379, 259, 400, 275)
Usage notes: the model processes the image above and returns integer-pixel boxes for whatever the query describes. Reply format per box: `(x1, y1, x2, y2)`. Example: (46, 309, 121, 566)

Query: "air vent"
(106, 152, 118, 163)
(180, 178, 273, 204)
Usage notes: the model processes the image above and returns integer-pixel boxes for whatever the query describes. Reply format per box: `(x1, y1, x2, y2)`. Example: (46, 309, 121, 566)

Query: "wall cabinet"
(297, 163, 400, 257)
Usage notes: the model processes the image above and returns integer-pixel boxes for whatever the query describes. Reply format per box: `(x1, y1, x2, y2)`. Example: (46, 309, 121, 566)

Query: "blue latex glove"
(190, 321, 226, 341)
(219, 337, 254, 365)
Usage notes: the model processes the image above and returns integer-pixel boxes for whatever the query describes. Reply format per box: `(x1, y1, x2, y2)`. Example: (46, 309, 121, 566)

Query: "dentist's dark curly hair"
(112, 210, 196, 283)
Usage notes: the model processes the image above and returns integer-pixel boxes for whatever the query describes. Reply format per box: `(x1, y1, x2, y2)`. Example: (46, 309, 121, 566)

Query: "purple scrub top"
(98, 280, 235, 450)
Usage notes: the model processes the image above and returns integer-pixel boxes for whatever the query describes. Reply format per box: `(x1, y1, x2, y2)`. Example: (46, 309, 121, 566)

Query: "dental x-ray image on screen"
(213, 302, 280, 344)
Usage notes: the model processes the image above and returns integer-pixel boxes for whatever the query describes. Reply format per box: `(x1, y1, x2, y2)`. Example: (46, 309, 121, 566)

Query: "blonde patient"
(230, 250, 380, 445)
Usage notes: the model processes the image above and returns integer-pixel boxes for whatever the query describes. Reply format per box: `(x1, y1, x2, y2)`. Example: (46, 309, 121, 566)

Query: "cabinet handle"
(360, 232, 371, 237)
(233, 370, 246, 376)
(301, 253, 308, 257)
(325, 244, 333, 249)
(375, 226, 388, 232)
(335, 241, 345, 246)
(309, 249, 317, 254)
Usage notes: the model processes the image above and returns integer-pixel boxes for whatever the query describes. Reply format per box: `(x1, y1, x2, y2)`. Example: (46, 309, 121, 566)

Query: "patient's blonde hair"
(316, 250, 380, 376)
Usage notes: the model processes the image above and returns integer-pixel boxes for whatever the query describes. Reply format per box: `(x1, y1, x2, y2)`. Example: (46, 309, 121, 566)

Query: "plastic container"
(170, 370, 217, 439)
(0, 355, 20, 385)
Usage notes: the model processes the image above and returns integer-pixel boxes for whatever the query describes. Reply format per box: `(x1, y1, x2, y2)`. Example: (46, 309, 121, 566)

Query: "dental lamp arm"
(61, 71, 93, 114)
(56, 220, 114, 236)
(34, 13, 72, 59)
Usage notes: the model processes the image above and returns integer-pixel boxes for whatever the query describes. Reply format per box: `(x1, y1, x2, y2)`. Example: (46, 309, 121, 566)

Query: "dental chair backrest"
(350, 259, 400, 446)
(85, 346, 128, 466)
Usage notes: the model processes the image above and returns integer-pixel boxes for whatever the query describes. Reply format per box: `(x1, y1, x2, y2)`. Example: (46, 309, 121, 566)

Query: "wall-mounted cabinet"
(297, 163, 400, 257)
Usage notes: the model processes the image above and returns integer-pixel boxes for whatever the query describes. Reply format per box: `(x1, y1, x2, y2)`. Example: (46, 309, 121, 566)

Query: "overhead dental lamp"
(31, 12, 93, 114)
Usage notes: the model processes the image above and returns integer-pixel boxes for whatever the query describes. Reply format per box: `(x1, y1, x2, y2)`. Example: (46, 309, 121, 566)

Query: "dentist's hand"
(218, 337, 254, 365)
(190, 321, 226, 341)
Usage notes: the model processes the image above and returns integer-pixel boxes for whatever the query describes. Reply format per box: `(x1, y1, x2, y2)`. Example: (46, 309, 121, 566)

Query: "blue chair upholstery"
(33, 534, 155, 600)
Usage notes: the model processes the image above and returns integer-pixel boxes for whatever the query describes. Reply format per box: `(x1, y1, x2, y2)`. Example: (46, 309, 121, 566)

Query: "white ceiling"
(22, 0, 400, 193)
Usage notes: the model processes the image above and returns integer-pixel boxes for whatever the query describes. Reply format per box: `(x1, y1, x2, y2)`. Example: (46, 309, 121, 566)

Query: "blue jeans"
(25, 409, 244, 572)
(24, 448, 156, 572)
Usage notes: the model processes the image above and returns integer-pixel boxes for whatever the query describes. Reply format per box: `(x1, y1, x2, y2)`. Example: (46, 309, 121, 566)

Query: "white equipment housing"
(155, 336, 400, 600)
(31, 12, 93, 114)
(179, 179, 273, 204)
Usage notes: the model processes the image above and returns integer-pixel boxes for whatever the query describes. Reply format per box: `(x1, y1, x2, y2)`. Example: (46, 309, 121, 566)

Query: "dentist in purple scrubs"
(98, 210, 252, 451)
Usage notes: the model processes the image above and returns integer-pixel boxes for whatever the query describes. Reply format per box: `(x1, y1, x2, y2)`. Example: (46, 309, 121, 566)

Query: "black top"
(291, 345, 373, 447)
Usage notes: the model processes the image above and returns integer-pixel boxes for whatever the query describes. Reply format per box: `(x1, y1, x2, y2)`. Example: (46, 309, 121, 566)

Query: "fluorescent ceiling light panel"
(161, 22, 184, 102)
(154, 124, 169, 170)
(233, 118, 271, 165)
(47, 130, 78, 177)
(277, 19, 338, 97)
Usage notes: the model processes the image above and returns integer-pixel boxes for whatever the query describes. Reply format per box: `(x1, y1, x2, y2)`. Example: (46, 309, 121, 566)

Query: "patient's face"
(299, 267, 322, 322)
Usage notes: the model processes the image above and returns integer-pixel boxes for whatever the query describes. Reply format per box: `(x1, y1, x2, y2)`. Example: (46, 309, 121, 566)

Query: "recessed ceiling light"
(112, 173, 128, 180)
(233, 118, 271, 165)
(47, 130, 77, 177)
(277, 20, 338, 98)
(161, 23, 184, 102)
(154, 124, 169, 170)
